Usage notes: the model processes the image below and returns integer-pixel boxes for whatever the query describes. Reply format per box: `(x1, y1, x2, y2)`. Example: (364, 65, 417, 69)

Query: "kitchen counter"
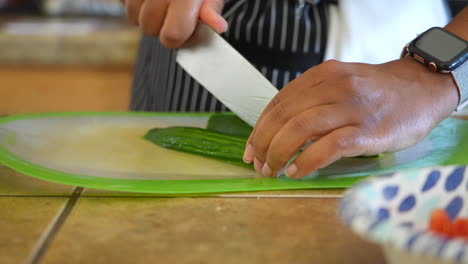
(0, 163, 385, 264)
(0, 65, 132, 115)
(0, 16, 137, 116)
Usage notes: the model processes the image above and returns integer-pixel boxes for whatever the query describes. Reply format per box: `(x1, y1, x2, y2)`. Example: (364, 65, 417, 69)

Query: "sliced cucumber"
(144, 126, 252, 169)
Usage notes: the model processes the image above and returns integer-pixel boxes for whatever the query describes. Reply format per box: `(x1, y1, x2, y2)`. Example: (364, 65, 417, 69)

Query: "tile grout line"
(26, 187, 83, 264)
(0, 195, 71, 198)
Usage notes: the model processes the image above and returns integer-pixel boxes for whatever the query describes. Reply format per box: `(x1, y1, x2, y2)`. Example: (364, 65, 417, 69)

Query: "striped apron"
(130, 0, 333, 112)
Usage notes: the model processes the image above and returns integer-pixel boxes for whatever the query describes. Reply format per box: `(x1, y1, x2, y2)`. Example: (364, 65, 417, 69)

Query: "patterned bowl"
(339, 165, 468, 264)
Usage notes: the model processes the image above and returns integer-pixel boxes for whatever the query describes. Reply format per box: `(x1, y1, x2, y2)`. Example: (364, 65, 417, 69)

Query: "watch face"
(414, 27, 467, 62)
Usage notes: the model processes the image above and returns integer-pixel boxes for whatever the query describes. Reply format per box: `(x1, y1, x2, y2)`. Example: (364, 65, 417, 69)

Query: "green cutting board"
(0, 112, 467, 194)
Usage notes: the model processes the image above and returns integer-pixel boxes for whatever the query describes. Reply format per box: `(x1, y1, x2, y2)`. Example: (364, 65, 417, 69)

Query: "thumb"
(199, 0, 228, 34)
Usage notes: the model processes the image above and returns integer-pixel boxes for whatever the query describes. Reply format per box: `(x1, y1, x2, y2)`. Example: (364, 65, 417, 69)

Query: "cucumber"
(206, 114, 383, 159)
(144, 127, 253, 169)
(206, 113, 253, 138)
(145, 114, 381, 169)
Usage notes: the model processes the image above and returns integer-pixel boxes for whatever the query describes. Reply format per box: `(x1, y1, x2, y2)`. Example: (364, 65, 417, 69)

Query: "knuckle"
(322, 59, 340, 67)
(267, 145, 293, 171)
(360, 112, 380, 128)
(318, 60, 348, 80)
(290, 117, 310, 133)
(160, 29, 187, 48)
(332, 134, 354, 149)
(251, 135, 268, 156)
(270, 93, 284, 108)
(342, 75, 367, 97)
(332, 129, 368, 156)
(266, 151, 281, 169)
(349, 93, 371, 106)
(343, 75, 359, 92)
(271, 102, 288, 119)
(321, 59, 341, 71)
(140, 22, 159, 37)
(314, 109, 332, 127)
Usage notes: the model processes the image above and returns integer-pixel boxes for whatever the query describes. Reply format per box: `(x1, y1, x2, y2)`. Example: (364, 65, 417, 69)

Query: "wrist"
(398, 56, 459, 114)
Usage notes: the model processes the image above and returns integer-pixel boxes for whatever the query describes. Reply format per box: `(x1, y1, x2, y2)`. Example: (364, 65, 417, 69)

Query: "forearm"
(445, 7, 468, 40)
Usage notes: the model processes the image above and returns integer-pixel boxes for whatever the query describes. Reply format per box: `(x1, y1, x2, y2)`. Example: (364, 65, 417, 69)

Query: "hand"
(121, 0, 227, 48)
(243, 58, 459, 179)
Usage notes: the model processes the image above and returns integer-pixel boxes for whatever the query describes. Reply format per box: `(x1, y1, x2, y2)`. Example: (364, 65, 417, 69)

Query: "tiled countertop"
(0, 163, 385, 264)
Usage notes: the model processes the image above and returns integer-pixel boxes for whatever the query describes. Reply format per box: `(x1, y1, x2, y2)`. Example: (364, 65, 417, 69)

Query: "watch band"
(453, 60, 468, 111)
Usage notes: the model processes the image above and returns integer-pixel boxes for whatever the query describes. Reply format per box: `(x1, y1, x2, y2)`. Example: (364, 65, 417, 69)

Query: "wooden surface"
(0, 164, 386, 264)
(0, 66, 132, 115)
(0, 197, 67, 264)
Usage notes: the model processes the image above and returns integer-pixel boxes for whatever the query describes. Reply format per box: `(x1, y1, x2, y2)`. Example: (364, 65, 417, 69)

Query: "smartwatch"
(401, 27, 468, 111)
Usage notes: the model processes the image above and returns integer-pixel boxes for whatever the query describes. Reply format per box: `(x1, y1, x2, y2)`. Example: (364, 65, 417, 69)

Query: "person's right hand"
(121, 0, 227, 48)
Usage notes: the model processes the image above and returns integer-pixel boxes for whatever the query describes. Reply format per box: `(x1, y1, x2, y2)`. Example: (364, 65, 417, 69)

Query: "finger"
(159, 0, 203, 48)
(250, 86, 333, 165)
(125, 0, 144, 25)
(243, 92, 285, 164)
(243, 94, 283, 164)
(199, 0, 227, 33)
(138, 0, 169, 36)
(243, 93, 286, 164)
(243, 72, 324, 164)
(262, 105, 359, 176)
(285, 126, 366, 179)
(120, 0, 126, 5)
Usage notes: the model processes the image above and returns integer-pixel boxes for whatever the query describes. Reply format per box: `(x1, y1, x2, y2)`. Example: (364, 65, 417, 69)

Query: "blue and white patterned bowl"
(339, 165, 468, 264)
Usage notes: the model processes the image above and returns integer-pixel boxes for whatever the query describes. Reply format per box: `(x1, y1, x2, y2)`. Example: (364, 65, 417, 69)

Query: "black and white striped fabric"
(131, 0, 332, 112)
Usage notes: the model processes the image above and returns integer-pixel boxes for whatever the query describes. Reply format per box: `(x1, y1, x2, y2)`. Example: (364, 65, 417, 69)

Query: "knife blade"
(176, 23, 278, 127)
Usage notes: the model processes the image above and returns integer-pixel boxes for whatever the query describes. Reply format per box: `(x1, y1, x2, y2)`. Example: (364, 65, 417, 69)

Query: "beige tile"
(0, 197, 67, 264)
(452, 115, 468, 121)
(43, 197, 384, 264)
(0, 164, 74, 195)
(452, 109, 468, 118)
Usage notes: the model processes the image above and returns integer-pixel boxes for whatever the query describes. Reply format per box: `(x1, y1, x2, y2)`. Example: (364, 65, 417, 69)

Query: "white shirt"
(325, 0, 451, 64)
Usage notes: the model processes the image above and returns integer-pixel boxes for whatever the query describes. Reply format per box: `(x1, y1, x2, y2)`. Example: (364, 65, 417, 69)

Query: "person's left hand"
(243, 58, 459, 179)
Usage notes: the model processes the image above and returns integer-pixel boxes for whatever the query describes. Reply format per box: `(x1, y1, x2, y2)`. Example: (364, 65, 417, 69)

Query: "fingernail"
(218, 18, 228, 33)
(286, 163, 298, 178)
(254, 157, 263, 173)
(243, 144, 254, 163)
(261, 163, 272, 177)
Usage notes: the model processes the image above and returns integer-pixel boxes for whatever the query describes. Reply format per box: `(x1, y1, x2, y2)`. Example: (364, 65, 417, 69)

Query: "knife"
(176, 23, 278, 127)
